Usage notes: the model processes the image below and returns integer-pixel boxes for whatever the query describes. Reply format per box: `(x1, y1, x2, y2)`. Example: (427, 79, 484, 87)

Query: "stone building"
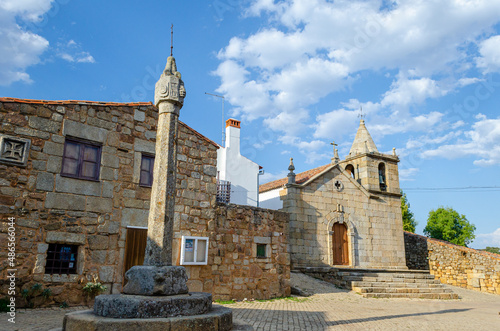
(259, 119, 407, 270)
(0, 96, 290, 306)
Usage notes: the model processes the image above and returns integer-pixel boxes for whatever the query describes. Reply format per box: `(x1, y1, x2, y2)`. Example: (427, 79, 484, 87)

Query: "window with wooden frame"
(180, 236, 209, 265)
(45, 243, 78, 274)
(61, 138, 102, 181)
(256, 244, 267, 258)
(139, 154, 155, 187)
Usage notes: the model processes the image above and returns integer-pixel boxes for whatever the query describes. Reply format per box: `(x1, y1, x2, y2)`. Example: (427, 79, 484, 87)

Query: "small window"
(256, 244, 267, 258)
(61, 138, 101, 181)
(139, 154, 155, 187)
(45, 243, 78, 274)
(180, 236, 209, 265)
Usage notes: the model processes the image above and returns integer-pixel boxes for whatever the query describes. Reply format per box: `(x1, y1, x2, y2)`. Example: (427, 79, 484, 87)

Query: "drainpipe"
(257, 169, 264, 207)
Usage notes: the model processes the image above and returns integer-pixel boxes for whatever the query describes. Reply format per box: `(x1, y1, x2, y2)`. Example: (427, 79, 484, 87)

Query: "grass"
(215, 296, 310, 304)
(214, 299, 237, 304)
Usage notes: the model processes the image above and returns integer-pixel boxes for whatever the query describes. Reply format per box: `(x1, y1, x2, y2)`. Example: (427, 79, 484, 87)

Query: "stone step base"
(351, 281, 444, 288)
(338, 272, 435, 279)
(345, 277, 441, 284)
(363, 293, 459, 299)
(352, 287, 455, 294)
(63, 305, 232, 331)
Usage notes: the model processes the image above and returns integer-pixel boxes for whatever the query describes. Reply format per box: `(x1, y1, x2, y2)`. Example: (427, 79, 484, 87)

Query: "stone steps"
(352, 287, 455, 294)
(363, 293, 459, 299)
(313, 268, 458, 299)
(296, 267, 459, 299)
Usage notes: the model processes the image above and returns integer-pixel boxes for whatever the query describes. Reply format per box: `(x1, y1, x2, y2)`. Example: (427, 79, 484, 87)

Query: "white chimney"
(225, 118, 241, 155)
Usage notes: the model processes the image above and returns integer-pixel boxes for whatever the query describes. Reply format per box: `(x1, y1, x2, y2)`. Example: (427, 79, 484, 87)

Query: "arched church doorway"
(332, 223, 349, 265)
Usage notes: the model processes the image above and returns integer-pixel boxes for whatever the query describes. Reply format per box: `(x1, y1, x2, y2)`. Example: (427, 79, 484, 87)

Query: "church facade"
(259, 120, 407, 270)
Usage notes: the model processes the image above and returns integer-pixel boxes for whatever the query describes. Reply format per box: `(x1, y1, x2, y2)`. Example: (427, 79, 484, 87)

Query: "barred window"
(45, 243, 78, 274)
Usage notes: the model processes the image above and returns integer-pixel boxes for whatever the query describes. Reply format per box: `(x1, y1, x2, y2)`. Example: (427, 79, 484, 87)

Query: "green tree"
(400, 190, 417, 232)
(424, 207, 476, 247)
(483, 246, 500, 254)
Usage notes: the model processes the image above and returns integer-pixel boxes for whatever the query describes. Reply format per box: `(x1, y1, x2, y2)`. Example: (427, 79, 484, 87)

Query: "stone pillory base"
(63, 55, 232, 330)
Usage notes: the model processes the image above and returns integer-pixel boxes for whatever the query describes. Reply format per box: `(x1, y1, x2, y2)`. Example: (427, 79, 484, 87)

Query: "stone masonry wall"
(282, 166, 406, 269)
(174, 204, 291, 301)
(404, 232, 500, 295)
(0, 98, 218, 307)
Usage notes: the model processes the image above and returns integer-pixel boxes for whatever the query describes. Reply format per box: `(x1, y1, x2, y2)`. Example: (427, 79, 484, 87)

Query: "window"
(256, 244, 267, 258)
(61, 138, 101, 180)
(378, 163, 387, 191)
(139, 154, 155, 187)
(45, 243, 78, 274)
(180, 236, 209, 265)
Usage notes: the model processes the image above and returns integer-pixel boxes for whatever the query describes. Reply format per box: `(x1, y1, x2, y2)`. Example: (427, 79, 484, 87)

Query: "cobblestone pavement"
(3, 277, 500, 331)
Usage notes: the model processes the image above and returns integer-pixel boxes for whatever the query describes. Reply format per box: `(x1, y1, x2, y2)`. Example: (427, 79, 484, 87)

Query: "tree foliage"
(424, 207, 476, 247)
(400, 190, 417, 232)
(483, 246, 500, 254)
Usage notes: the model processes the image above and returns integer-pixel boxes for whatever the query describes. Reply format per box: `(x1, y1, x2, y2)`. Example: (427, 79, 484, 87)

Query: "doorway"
(332, 223, 349, 265)
(123, 227, 147, 284)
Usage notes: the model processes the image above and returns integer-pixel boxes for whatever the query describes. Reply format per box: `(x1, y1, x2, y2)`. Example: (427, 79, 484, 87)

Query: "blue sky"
(1, 0, 499, 248)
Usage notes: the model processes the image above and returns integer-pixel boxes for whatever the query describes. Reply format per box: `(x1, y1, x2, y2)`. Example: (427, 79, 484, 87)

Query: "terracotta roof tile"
(0, 97, 219, 148)
(259, 163, 331, 193)
(0, 97, 152, 106)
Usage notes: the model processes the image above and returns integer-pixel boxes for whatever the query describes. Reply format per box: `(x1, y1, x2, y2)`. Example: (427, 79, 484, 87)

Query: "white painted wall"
(258, 189, 283, 210)
(217, 121, 260, 206)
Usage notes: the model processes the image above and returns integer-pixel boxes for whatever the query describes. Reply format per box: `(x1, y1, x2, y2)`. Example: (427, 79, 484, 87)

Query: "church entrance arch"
(332, 223, 349, 265)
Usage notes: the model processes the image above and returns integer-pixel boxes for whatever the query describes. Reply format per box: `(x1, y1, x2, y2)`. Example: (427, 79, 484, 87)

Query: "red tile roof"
(259, 163, 331, 193)
(0, 97, 152, 106)
(0, 97, 219, 148)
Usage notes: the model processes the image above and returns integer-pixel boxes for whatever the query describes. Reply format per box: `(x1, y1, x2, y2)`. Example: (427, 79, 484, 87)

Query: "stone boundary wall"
(176, 204, 291, 301)
(404, 231, 500, 295)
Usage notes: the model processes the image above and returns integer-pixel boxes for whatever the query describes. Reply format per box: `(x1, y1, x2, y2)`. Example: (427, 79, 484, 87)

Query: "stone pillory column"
(144, 55, 186, 267)
(63, 52, 233, 331)
(120, 55, 189, 296)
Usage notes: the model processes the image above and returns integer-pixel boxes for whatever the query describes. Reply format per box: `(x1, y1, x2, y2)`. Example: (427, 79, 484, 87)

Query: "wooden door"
(123, 227, 147, 283)
(332, 223, 348, 265)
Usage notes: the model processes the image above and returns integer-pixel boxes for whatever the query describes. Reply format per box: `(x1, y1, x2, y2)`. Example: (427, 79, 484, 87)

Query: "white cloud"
(399, 168, 419, 182)
(0, 1, 52, 85)
(476, 35, 500, 73)
(216, 0, 500, 153)
(422, 115, 500, 165)
(474, 228, 500, 248)
(56, 40, 95, 64)
(260, 170, 288, 184)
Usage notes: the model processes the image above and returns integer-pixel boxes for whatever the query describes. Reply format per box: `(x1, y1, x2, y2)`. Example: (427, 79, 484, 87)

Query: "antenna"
(205, 92, 225, 146)
(170, 24, 174, 56)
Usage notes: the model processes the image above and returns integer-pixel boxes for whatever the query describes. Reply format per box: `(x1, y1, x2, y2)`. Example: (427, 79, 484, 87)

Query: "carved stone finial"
(154, 56, 186, 108)
(392, 147, 396, 156)
(287, 158, 296, 184)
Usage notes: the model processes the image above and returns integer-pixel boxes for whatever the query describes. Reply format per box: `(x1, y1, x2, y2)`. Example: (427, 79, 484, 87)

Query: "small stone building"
(0, 97, 290, 306)
(259, 120, 407, 270)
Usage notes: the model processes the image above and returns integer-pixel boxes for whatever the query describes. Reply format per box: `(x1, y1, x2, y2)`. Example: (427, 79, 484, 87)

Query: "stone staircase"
(297, 267, 459, 299)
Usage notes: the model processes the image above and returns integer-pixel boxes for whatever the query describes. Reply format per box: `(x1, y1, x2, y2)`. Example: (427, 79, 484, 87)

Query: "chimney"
(225, 118, 241, 154)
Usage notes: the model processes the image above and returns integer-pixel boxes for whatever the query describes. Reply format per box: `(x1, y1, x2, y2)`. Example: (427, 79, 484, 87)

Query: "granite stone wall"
(281, 166, 407, 269)
(175, 204, 290, 301)
(0, 99, 218, 306)
(404, 232, 500, 295)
